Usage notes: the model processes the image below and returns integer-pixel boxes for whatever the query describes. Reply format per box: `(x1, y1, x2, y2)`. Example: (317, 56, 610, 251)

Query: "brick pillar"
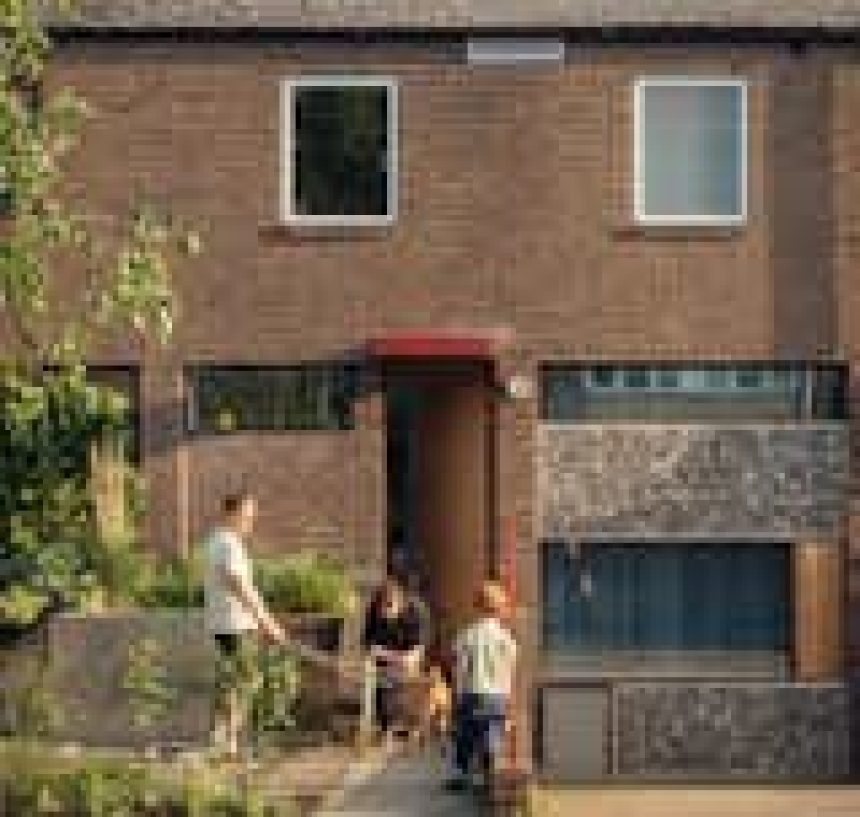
(140, 354, 187, 556)
(795, 540, 844, 682)
(351, 381, 387, 593)
(495, 355, 538, 774)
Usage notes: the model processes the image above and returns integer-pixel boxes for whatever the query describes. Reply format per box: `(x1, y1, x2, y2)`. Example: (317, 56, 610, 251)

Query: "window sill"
(259, 220, 395, 242)
(539, 651, 790, 682)
(610, 220, 746, 241)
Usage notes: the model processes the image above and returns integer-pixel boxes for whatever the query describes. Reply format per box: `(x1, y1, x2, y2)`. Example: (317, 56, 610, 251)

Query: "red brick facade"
(30, 33, 860, 772)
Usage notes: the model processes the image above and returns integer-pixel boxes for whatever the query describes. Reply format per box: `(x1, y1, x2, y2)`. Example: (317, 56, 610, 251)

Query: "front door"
(386, 363, 495, 654)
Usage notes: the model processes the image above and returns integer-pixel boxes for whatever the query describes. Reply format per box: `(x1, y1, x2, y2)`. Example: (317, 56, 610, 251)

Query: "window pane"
(639, 82, 743, 220)
(85, 366, 141, 462)
(293, 84, 391, 218)
(543, 541, 789, 654)
(192, 365, 359, 432)
(540, 364, 843, 422)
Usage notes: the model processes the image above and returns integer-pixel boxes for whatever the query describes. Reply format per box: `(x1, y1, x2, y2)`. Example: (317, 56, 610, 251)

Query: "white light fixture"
(505, 374, 534, 401)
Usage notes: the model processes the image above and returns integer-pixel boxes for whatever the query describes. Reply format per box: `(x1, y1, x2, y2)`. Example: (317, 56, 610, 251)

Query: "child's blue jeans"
(453, 692, 507, 777)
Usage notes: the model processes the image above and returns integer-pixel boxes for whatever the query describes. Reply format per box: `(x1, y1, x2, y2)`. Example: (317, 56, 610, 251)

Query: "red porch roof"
(364, 328, 513, 360)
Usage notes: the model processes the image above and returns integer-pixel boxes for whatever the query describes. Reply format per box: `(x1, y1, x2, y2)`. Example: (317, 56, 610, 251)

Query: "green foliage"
(0, 0, 201, 628)
(0, 368, 146, 626)
(248, 648, 301, 741)
(122, 637, 176, 735)
(213, 639, 302, 749)
(0, 744, 293, 816)
(136, 552, 357, 617)
(0, 367, 153, 627)
(254, 553, 357, 617)
(132, 556, 205, 609)
(1, 0, 201, 360)
(0, 649, 64, 740)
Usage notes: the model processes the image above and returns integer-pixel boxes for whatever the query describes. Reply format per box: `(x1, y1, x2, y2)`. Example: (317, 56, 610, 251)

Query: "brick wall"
(185, 432, 365, 558)
(44, 40, 856, 548)
(46, 42, 844, 365)
(28, 38, 860, 766)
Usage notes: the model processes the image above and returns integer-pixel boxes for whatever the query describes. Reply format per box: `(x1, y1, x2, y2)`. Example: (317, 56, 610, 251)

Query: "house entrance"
(385, 362, 496, 656)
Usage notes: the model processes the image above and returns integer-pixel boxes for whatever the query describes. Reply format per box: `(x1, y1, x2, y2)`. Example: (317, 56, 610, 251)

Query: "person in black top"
(363, 577, 423, 747)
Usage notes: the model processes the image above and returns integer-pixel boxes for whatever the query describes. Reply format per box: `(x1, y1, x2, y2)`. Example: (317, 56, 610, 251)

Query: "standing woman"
(363, 577, 423, 749)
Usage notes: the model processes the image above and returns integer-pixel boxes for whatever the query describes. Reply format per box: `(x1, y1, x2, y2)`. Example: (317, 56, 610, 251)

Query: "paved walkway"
(305, 744, 860, 817)
(533, 786, 860, 817)
(315, 746, 477, 817)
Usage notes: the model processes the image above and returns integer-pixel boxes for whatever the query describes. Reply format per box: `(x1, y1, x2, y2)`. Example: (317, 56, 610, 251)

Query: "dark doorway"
(385, 362, 496, 653)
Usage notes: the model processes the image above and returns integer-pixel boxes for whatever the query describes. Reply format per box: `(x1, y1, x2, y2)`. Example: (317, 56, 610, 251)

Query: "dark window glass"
(293, 83, 392, 218)
(735, 367, 764, 389)
(540, 364, 846, 422)
(542, 541, 790, 653)
(85, 366, 141, 462)
(811, 365, 848, 421)
(590, 366, 616, 388)
(655, 369, 680, 389)
(623, 369, 651, 388)
(190, 365, 359, 433)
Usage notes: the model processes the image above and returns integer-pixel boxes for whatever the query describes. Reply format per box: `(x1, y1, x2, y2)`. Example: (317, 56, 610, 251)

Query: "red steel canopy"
(364, 328, 513, 360)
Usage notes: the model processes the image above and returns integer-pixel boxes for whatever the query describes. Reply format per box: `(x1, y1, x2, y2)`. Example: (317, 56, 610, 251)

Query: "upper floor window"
(187, 364, 360, 434)
(281, 77, 397, 225)
(634, 77, 747, 226)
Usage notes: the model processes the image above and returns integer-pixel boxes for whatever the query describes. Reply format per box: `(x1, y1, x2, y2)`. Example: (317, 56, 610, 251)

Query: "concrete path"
(315, 746, 477, 817)
(533, 786, 860, 817)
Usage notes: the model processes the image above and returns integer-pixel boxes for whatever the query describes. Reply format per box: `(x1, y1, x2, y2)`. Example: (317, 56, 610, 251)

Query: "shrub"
(133, 557, 204, 609)
(0, 744, 292, 816)
(0, 368, 147, 629)
(132, 550, 357, 617)
(254, 554, 356, 617)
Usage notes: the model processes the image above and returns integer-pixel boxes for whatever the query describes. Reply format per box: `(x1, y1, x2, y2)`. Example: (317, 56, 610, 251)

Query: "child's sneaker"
(443, 774, 469, 793)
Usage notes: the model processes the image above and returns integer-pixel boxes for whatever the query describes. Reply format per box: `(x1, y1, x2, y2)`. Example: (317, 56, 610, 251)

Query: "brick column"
(351, 380, 387, 592)
(495, 354, 539, 773)
(140, 353, 187, 556)
(795, 540, 844, 682)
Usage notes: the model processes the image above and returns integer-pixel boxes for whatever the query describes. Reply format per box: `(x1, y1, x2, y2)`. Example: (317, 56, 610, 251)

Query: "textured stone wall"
(40, 612, 215, 748)
(615, 682, 850, 779)
(2, 611, 359, 748)
(539, 425, 848, 540)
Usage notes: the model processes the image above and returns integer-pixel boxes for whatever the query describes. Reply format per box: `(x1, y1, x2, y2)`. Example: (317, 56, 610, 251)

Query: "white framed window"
(634, 77, 748, 226)
(466, 37, 565, 66)
(280, 76, 398, 225)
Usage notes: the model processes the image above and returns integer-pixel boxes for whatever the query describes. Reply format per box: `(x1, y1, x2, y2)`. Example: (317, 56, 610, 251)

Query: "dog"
(402, 663, 452, 747)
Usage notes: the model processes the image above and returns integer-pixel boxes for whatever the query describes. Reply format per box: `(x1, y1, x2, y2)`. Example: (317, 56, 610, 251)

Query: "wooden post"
(795, 541, 844, 682)
(358, 655, 376, 754)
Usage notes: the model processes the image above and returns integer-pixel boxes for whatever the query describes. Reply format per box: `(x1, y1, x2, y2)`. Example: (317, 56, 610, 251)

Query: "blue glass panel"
(543, 541, 789, 653)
